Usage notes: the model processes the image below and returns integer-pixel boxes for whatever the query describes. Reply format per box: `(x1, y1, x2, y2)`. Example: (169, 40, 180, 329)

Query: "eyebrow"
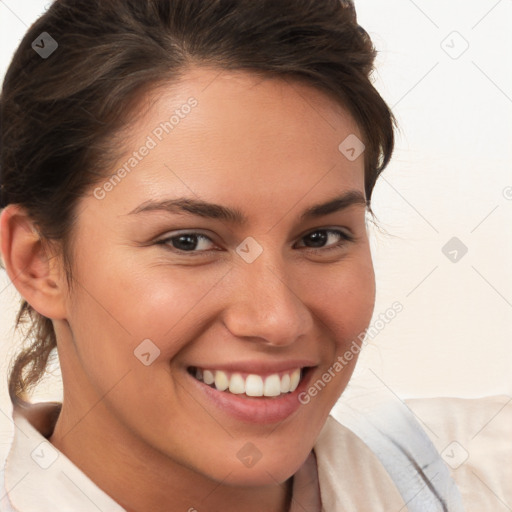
(127, 190, 367, 224)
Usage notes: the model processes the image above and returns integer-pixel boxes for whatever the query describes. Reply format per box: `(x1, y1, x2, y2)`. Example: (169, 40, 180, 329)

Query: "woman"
(0, 1, 464, 510)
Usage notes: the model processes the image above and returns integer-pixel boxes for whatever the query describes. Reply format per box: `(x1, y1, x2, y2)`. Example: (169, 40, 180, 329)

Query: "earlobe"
(0, 205, 67, 320)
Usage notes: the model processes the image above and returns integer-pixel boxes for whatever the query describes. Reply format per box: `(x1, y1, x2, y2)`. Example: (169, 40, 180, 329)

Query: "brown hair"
(0, 0, 395, 406)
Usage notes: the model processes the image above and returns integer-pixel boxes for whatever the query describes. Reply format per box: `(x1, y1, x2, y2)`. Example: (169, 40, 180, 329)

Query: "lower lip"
(186, 369, 314, 425)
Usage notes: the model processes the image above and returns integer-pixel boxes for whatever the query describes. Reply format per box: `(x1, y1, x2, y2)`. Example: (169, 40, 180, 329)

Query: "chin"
(217, 459, 300, 487)
(194, 439, 311, 487)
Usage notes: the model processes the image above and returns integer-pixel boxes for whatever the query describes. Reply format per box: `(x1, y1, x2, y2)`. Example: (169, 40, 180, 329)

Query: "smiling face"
(55, 67, 375, 489)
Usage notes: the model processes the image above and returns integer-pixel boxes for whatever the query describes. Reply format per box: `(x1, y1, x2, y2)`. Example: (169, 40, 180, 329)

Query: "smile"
(188, 367, 304, 398)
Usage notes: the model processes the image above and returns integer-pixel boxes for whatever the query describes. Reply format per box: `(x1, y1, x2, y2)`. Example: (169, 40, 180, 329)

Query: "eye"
(157, 232, 217, 254)
(295, 229, 354, 252)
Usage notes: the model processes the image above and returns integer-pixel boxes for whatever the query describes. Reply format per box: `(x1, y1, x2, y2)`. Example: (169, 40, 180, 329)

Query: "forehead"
(144, 66, 362, 147)
(87, 66, 366, 218)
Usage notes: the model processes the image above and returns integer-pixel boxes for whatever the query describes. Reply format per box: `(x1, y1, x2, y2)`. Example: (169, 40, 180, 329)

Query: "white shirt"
(0, 396, 465, 511)
(406, 395, 512, 512)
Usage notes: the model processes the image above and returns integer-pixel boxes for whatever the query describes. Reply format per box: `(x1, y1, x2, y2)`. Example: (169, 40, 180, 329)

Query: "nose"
(221, 255, 314, 347)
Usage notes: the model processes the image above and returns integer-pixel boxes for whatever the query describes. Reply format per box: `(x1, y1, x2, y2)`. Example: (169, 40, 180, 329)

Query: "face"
(60, 67, 375, 486)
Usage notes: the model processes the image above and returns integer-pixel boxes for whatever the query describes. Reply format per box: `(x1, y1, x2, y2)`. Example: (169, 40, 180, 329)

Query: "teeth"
(263, 374, 281, 397)
(290, 368, 301, 392)
(203, 370, 215, 385)
(280, 374, 291, 393)
(229, 373, 245, 394)
(214, 370, 229, 391)
(192, 367, 304, 397)
(245, 375, 264, 396)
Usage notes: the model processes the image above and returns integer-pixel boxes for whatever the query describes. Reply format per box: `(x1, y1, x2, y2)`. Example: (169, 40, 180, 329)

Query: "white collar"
(4, 407, 126, 511)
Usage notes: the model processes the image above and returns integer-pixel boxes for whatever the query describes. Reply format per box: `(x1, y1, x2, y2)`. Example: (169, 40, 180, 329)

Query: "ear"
(0, 205, 67, 320)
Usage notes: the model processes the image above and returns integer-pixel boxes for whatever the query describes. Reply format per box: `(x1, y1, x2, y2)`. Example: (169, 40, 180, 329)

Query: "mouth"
(187, 366, 308, 398)
(185, 364, 314, 424)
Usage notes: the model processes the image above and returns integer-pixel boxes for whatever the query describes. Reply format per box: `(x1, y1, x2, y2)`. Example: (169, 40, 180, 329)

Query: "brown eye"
(304, 231, 329, 248)
(297, 229, 354, 251)
(157, 232, 217, 253)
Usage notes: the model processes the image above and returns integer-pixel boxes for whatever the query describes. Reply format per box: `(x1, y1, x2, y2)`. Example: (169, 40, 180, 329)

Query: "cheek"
(311, 251, 376, 352)
(292, 250, 375, 399)
(70, 249, 229, 347)
(62, 254, 220, 398)
(117, 263, 234, 357)
(342, 260, 376, 345)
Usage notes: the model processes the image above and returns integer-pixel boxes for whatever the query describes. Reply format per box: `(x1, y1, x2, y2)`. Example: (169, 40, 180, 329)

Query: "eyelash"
(155, 228, 355, 256)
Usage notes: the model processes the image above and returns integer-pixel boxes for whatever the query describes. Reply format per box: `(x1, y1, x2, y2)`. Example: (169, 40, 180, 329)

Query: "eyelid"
(155, 229, 214, 242)
(299, 225, 354, 239)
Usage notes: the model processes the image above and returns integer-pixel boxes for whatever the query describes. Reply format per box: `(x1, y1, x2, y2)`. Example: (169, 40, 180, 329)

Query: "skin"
(0, 67, 375, 512)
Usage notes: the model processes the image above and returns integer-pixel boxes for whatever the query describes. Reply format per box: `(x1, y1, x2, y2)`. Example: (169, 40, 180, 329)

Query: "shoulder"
(1, 403, 126, 512)
(314, 415, 408, 511)
(315, 394, 466, 512)
(406, 395, 512, 511)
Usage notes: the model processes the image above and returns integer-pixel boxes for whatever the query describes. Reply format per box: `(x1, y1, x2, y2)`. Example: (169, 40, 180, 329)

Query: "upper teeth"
(194, 368, 301, 397)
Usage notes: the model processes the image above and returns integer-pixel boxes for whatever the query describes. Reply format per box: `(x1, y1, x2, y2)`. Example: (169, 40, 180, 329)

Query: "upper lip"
(187, 360, 318, 376)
